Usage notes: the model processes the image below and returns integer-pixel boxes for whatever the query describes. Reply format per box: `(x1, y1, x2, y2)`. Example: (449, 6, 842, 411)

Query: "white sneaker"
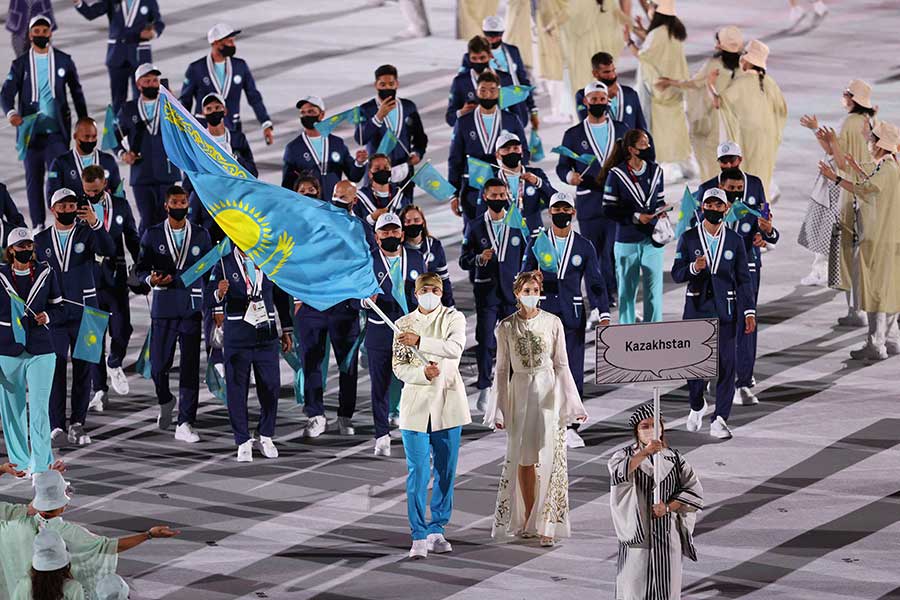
(237, 439, 253, 462)
(50, 428, 67, 448)
(800, 272, 826, 286)
(108, 366, 129, 395)
(565, 429, 585, 449)
(174, 423, 200, 443)
(709, 416, 733, 439)
(374, 434, 392, 457)
(850, 344, 888, 361)
(426, 533, 452, 554)
(67, 423, 91, 446)
(157, 400, 175, 430)
(409, 539, 428, 559)
(476, 389, 489, 413)
(737, 386, 759, 406)
(89, 390, 107, 412)
(788, 5, 806, 27)
(389, 414, 400, 428)
(750, 376, 757, 388)
(338, 417, 355, 436)
(686, 400, 707, 432)
(812, 0, 828, 17)
(257, 436, 278, 459)
(303, 415, 327, 438)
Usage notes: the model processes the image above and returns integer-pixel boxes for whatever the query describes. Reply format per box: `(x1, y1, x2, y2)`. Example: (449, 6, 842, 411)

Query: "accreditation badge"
(243, 300, 268, 327)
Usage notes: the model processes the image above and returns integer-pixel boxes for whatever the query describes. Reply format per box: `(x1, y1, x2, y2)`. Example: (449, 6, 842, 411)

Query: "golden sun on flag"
(208, 198, 274, 261)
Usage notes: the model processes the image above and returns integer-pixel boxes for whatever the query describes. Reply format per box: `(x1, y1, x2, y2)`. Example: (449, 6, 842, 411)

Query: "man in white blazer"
(392, 272, 471, 559)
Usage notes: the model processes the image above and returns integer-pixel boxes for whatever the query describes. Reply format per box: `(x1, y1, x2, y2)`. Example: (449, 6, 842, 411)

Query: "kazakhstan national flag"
(135, 330, 152, 379)
(15, 114, 38, 161)
(502, 202, 529, 232)
(376, 128, 400, 155)
(528, 129, 545, 162)
(499, 85, 534, 110)
(411, 162, 456, 202)
(675, 186, 700, 239)
(551, 145, 596, 167)
(314, 106, 363, 136)
(181, 237, 232, 287)
(73, 306, 110, 364)
(159, 89, 380, 311)
(726, 200, 763, 224)
(100, 105, 118, 152)
(467, 157, 494, 190)
(9, 292, 26, 345)
(531, 230, 559, 273)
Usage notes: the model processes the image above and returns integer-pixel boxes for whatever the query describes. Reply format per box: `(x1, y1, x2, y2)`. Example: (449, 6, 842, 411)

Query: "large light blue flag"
(314, 106, 363, 136)
(100, 105, 118, 152)
(180, 237, 232, 287)
(411, 162, 456, 202)
(15, 114, 39, 161)
(73, 306, 110, 364)
(499, 85, 534, 110)
(159, 89, 380, 311)
(675, 186, 700, 239)
(467, 157, 494, 190)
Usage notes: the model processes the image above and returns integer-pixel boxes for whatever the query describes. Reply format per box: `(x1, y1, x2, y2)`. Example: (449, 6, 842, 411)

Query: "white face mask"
(417, 292, 441, 311)
(518, 295, 540, 309)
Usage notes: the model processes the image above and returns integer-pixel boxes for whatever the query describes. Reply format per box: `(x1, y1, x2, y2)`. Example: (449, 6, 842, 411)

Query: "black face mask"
(725, 190, 743, 204)
(331, 200, 350, 211)
(205, 111, 225, 126)
(219, 45, 236, 58)
(551, 212, 573, 229)
(56, 211, 77, 226)
(500, 152, 521, 168)
(403, 223, 424, 239)
(371, 170, 391, 185)
(486, 199, 508, 214)
(76, 140, 97, 154)
(377, 88, 397, 100)
(599, 75, 618, 87)
(379, 236, 402, 252)
(13, 249, 33, 264)
(84, 192, 104, 204)
(141, 86, 160, 100)
(168, 207, 188, 221)
(587, 103, 608, 118)
(471, 61, 489, 73)
(489, 40, 502, 49)
(479, 97, 498, 109)
(300, 115, 319, 130)
(32, 36, 50, 49)
(637, 147, 653, 162)
(703, 208, 725, 224)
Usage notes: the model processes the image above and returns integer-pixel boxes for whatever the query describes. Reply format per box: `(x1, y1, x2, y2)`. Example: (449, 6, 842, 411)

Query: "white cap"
(29, 14, 52, 29)
(375, 212, 402, 230)
(496, 130, 521, 149)
(582, 81, 609, 98)
(50, 188, 77, 207)
(32, 471, 70, 512)
(6, 227, 33, 247)
(96, 574, 130, 600)
(482, 15, 504, 32)
(549, 191, 574, 208)
(32, 529, 70, 572)
(134, 63, 161, 80)
(702, 187, 729, 203)
(717, 141, 742, 159)
(202, 92, 226, 108)
(295, 95, 325, 112)
(207, 23, 240, 44)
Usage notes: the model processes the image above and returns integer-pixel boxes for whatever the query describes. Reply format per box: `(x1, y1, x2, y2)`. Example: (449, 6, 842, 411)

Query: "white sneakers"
(710, 416, 733, 439)
(157, 400, 175, 430)
(799, 271, 826, 287)
(737, 387, 759, 406)
(374, 434, 392, 457)
(67, 423, 91, 446)
(174, 423, 200, 443)
(89, 390, 107, 412)
(475, 389, 489, 413)
(565, 429, 585, 449)
(236, 436, 277, 461)
(426, 533, 452, 554)
(50, 428, 67, 448)
(686, 400, 707, 432)
(408, 539, 428, 559)
(237, 440, 253, 462)
(303, 415, 327, 438)
(337, 417, 355, 436)
(813, 0, 828, 16)
(257, 436, 278, 458)
(850, 344, 888, 362)
(108, 366, 129, 395)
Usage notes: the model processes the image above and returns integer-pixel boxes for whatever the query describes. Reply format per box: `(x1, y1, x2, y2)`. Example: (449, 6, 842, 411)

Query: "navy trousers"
(131, 183, 169, 235)
(474, 301, 516, 389)
(736, 269, 761, 388)
(49, 320, 91, 430)
(108, 63, 138, 114)
(224, 341, 280, 445)
(150, 315, 201, 425)
(688, 317, 739, 421)
(90, 285, 133, 392)
(25, 132, 67, 228)
(366, 344, 394, 438)
(578, 215, 617, 301)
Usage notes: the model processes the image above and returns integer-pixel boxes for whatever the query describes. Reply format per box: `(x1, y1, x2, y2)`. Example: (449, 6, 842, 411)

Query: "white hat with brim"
(207, 23, 240, 44)
(7, 227, 33, 247)
(295, 95, 325, 112)
(873, 121, 900, 152)
(496, 130, 521, 148)
(742, 40, 769, 70)
(655, 0, 676, 16)
(846, 79, 873, 109)
(582, 81, 608, 98)
(134, 63, 161, 80)
(50, 188, 77, 207)
(96, 574, 130, 600)
(29, 15, 52, 29)
(717, 141, 742, 159)
(375, 212, 402, 230)
(32, 471, 70, 512)
(32, 529, 70, 572)
(549, 192, 574, 209)
(202, 93, 226, 108)
(482, 16, 504, 33)
(717, 26, 743, 53)
(703, 187, 729, 204)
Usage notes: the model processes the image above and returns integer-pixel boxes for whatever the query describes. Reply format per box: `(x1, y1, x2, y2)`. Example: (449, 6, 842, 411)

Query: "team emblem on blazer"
(626, 105, 633, 115)
(409, 269, 419, 279)
(104, 169, 110, 179)
(406, 116, 413, 125)
(191, 246, 200, 256)
(57, 68, 65, 77)
(469, 131, 477, 140)
(581, 141, 588, 149)
(132, 115, 139, 123)
(202, 76, 210, 85)
(45, 248, 51, 257)
(158, 244, 166, 252)
(331, 151, 341, 162)
(724, 250, 734, 260)
(377, 271, 385, 279)
(303, 152, 311, 160)
(481, 238, 488, 245)
(694, 249, 702, 256)
(233, 75, 242, 84)
(140, 5, 148, 14)
(571, 254, 582, 267)
(511, 236, 520, 246)
(116, 215, 123, 225)
(69, 170, 77, 178)
(525, 186, 535, 196)
(741, 223, 751, 233)
(466, 92, 474, 100)
(748, 196, 757, 205)
(231, 272, 239, 280)
(426, 253, 434, 263)
(74, 242, 85, 254)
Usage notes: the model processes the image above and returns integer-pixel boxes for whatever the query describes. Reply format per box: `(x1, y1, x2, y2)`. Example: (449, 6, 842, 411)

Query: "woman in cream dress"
(486, 271, 587, 547)
(561, 0, 631, 98)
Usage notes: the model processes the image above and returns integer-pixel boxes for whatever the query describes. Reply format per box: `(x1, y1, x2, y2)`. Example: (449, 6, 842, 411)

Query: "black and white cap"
(29, 14, 52, 29)
(549, 191, 574, 209)
(202, 93, 226, 108)
(375, 212, 402, 230)
(628, 403, 656, 429)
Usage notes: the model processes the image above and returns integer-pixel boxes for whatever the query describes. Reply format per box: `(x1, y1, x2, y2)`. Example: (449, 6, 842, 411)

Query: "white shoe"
(850, 344, 888, 361)
(788, 5, 807, 27)
(108, 366, 129, 395)
(426, 533, 452, 554)
(67, 423, 91, 446)
(800, 272, 826, 286)
(476, 389, 489, 413)
(338, 417, 355, 436)
(709, 416, 733, 439)
(565, 429, 585, 449)
(257, 436, 278, 459)
(174, 423, 200, 443)
(389, 414, 400, 428)
(374, 434, 392, 457)
(409, 539, 428, 559)
(837, 312, 867, 328)
(686, 400, 707, 432)
(236, 439, 253, 462)
(812, 0, 828, 17)
(750, 376, 757, 388)
(737, 386, 759, 406)
(303, 415, 327, 438)
(89, 390, 107, 412)
(50, 428, 67, 448)
(157, 400, 175, 430)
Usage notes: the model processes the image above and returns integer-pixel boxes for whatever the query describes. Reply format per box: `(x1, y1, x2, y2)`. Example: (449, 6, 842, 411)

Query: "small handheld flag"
(73, 306, 110, 364)
(135, 330, 152, 379)
(726, 200, 763, 224)
(376, 128, 400, 155)
(314, 106, 363, 136)
(206, 361, 227, 404)
(531, 230, 559, 273)
(551, 145, 596, 167)
(9, 292, 26, 345)
(674, 186, 700, 239)
(499, 85, 534, 110)
(100, 105, 119, 152)
(180, 237, 232, 287)
(529, 129, 545, 162)
(467, 157, 494, 190)
(411, 162, 456, 202)
(502, 202, 529, 232)
(15, 114, 39, 161)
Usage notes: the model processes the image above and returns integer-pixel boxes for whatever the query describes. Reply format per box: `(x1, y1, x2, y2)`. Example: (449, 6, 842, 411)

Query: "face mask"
(637, 147, 653, 162)
(551, 212, 572, 229)
(56, 211, 77, 226)
(486, 199, 508, 214)
(636, 423, 655, 446)
(518, 294, 539, 309)
(599, 75, 618, 87)
(77, 140, 97, 154)
(377, 88, 397, 100)
(403, 223, 424, 239)
(205, 111, 225, 126)
(379, 236, 402, 252)
(331, 198, 350, 210)
(479, 97, 498, 109)
(471, 61, 489, 73)
(32, 36, 50, 49)
(500, 152, 521, 168)
(219, 45, 236, 58)
(703, 208, 725, 224)
(142, 86, 160, 100)
(417, 292, 441, 311)
(587, 103, 608, 118)
(13, 249, 33, 263)
(300, 115, 319, 130)
(168, 207, 188, 221)
(489, 40, 502, 49)
(725, 190, 743, 204)
(84, 192, 103, 204)
(371, 169, 391, 185)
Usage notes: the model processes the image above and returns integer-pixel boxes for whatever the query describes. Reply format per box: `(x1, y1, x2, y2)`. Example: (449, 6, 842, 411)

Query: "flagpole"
(653, 386, 661, 505)
(363, 297, 428, 364)
(388, 160, 426, 209)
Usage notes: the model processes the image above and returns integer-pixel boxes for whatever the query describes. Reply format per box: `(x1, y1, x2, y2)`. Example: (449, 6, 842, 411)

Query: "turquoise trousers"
(0, 352, 56, 473)
(614, 239, 664, 324)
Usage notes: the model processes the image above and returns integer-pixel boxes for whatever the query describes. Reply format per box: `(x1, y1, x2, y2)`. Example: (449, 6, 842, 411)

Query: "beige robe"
(718, 71, 788, 196)
(561, 0, 628, 96)
(835, 112, 875, 290)
(505, 0, 568, 80)
(638, 28, 692, 163)
(684, 58, 739, 181)
(457, 0, 499, 40)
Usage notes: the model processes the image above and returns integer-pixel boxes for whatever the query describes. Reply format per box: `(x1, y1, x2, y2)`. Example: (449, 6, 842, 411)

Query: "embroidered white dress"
(485, 310, 587, 539)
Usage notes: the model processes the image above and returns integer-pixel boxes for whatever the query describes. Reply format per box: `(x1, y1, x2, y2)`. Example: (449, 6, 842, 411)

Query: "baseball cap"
(482, 16, 504, 33)
(549, 192, 574, 208)
(496, 130, 521, 149)
(50, 188, 77, 207)
(703, 187, 729, 203)
(6, 227, 33, 247)
(207, 23, 241, 44)
(375, 212, 402, 230)
(134, 63, 161, 80)
(29, 15, 52, 29)
(295, 95, 325, 112)
(202, 93, 226, 108)
(717, 141, 742, 159)
(583, 81, 609, 97)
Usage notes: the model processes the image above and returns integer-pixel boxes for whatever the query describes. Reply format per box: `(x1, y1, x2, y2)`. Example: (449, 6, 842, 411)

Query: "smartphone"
(654, 205, 675, 217)
(761, 202, 771, 220)
(76, 196, 89, 209)
(160, 77, 170, 91)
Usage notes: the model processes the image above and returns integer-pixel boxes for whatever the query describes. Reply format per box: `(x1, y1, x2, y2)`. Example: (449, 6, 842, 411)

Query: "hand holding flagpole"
(363, 297, 428, 364)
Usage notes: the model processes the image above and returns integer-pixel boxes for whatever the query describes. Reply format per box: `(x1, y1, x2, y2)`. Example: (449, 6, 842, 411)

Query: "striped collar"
(51, 225, 75, 272)
(301, 131, 329, 175)
(206, 55, 233, 99)
(483, 210, 510, 263)
(121, 0, 142, 28)
(28, 48, 56, 102)
(582, 118, 614, 164)
(138, 98, 160, 135)
(610, 162, 662, 209)
(697, 222, 726, 274)
(473, 106, 500, 155)
(163, 220, 193, 270)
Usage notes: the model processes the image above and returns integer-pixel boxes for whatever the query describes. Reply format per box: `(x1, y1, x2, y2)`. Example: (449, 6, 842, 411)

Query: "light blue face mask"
(518, 295, 540, 309)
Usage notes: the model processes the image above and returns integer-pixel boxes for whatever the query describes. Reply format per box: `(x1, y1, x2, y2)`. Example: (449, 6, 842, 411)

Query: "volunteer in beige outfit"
(561, 0, 630, 100)
(392, 273, 471, 560)
(457, 0, 499, 40)
(819, 121, 900, 361)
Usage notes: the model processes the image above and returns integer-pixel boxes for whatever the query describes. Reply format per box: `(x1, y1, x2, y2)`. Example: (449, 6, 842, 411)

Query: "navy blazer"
(0, 219, 14, 248)
(34, 220, 115, 324)
(352, 184, 409, 235)
(555, 118, 630, 220)
(404, 236, 454, 307)
(602, 160, 665, 244)
(6, 0, 56, 37)
(522, 231, 609, 329)
(671, 224, 756, 322)
(281, 132, 365, 200)
(114, 98, 181, 185)
(47, 149, 123, 199)
(90, 193, 139, 290)
(459, 42, 532, 89)
(459, 212, 527, 307)
(0, 261, 62, 356)
(135, 220, 212, 319)
(180, 55, 271, 132)
(575, 84, 647, 131)
(364, 248, 424, 350)
(445, 65, 531, 128)
(1, 48, 88, 141)
(466, 166, 554, 232)
(74, 0, 164, 68)
(0, 183, 26, 227)
(211, 249, 293, 349)
(356, 97, 428, 166)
